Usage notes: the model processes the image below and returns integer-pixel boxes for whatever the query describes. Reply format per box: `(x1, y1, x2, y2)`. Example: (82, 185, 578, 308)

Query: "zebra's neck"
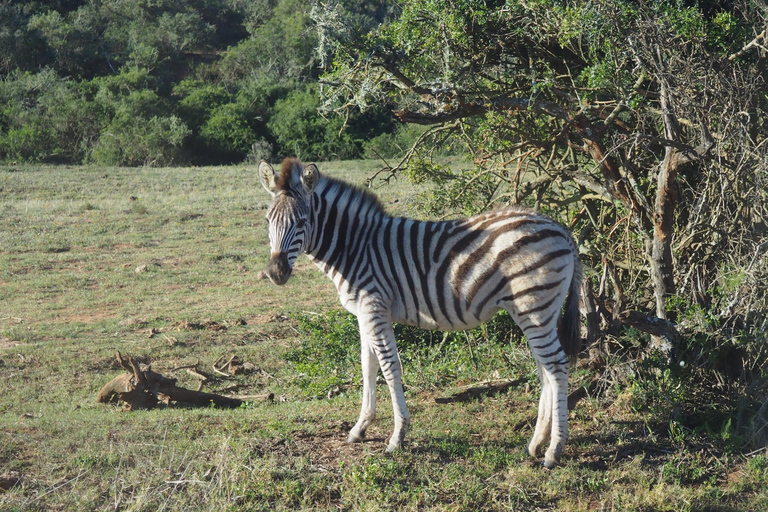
(304, 176, 391, 263)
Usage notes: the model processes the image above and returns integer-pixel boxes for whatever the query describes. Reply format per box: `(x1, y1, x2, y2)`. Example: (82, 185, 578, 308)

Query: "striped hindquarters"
(375, 208, 579, 338)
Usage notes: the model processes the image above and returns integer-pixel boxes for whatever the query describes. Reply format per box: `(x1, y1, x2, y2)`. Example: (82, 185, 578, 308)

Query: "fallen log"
(97, 351, 269, 410)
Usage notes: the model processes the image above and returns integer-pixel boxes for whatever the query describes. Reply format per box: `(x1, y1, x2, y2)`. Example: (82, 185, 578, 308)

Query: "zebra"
(258, 158, 583, 468)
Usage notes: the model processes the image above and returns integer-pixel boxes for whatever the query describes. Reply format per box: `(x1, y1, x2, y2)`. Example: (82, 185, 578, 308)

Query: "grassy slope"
(1, 163, 766, 511)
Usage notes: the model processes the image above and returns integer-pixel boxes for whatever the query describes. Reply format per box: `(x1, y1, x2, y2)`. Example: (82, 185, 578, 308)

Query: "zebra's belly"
(390, 300, 501, 332)
(338, 285, 500, 331)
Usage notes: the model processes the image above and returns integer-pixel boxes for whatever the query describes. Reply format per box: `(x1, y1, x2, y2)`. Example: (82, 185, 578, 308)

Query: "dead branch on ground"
(97, 351, 272, 411)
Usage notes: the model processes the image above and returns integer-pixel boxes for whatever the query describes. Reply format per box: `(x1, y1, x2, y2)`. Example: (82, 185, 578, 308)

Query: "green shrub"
(174, 80, 231, 128)
(287, 309, 527, 397)
(286, 311, 362, 397)
(199, 102, 258, 159)
(268, 83, 362, 161)
(0, 121, 55, 163)
(219, 0, 317, 84)
(363, 124, 447, 160)
(88, 114, 190, 166)
(0, 69, 105, 163)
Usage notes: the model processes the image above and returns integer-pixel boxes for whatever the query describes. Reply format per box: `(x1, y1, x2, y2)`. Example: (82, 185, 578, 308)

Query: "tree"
(317, 0, 768, 360)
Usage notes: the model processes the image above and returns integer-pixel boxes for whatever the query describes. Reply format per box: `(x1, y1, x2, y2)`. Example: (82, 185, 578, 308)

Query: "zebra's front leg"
(358, 312, 409, 452)
(348, 339, 378, 444)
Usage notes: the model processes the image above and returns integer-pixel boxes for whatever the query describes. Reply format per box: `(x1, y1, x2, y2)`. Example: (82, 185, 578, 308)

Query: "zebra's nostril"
(264, 253, 292, 285)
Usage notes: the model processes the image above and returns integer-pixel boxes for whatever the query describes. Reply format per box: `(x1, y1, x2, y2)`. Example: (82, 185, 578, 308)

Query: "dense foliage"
(0, 0, 400, 165)
(318, 0, 768, 450)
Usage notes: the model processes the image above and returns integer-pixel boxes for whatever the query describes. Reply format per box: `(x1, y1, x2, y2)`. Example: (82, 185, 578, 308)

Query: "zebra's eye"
(296, 218, 306, 228)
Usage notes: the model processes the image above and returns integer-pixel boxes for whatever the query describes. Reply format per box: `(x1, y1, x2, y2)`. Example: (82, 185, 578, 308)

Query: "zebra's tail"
(558, 255, 583, 363)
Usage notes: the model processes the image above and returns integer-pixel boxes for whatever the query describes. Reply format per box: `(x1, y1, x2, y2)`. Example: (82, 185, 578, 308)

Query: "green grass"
(1, 162, 767, 511)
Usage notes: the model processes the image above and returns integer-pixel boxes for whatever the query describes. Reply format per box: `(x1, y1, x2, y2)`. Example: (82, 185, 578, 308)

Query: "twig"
(229, 393, 275, 402)
(211, 365, 230, 377)
(464, 331, 478, 371)
(366, 122, 460, 187)
(212, 355, 236, 377)
(722, 240, 768, 317)
(185, 368, 209, 391)
(618, 310, 679, 343)
(218, 384, 246, 393)
(33, 468, 90, 502)
(258, 368, 282, 385)
(172, 361, 200, 372)
(729, 28, 768, 61)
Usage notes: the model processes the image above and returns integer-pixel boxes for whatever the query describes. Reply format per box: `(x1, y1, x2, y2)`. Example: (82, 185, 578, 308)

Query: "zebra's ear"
(301, 163, 320, 195)
(258, 160, 278, 197)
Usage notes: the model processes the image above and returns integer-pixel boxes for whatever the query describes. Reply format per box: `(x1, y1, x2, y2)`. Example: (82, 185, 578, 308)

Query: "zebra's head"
(258, 159, 319, 286)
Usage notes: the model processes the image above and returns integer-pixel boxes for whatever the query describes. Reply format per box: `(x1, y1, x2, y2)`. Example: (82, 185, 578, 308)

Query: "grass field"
(1, 162, 767, 511)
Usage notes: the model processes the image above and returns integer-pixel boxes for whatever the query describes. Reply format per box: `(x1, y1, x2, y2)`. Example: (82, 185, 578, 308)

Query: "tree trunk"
(651, 80, 714, 323)
(651, 80, 681, 321)
(652, 151, 679, 320)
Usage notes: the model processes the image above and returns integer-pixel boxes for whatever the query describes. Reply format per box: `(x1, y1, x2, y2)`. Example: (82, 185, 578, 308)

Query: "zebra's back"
(361, 207, 578, 334)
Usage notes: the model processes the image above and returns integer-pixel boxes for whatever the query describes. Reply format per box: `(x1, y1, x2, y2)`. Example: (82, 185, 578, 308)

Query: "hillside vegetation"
(0, 0, 400, 165)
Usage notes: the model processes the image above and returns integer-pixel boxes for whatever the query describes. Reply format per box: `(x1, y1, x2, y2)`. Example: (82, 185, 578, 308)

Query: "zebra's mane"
(276, 158, 302, 191)
(319, 174, 388, 217)
(277, 158, 388, 217)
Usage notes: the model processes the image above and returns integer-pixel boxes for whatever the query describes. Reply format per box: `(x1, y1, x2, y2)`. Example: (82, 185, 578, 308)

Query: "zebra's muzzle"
(264, 252, 292, 286)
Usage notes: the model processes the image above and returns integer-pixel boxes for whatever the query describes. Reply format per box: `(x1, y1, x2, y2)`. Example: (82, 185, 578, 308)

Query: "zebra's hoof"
(542, 451, 560, 469)
(526, 443, 541, 458)
(385, 440, 402, 453)
(543, 446, 562, 469)
(347, 433, 364, 444)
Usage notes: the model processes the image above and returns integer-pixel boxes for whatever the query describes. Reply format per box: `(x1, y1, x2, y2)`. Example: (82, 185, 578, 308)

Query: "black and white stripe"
(259, 158, 582, 468)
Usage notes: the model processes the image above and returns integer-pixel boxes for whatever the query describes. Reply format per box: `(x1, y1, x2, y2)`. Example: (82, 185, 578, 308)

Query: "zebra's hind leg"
(518, 316, 570, 468)
(526, 361, 552, 458)
(542, 359, 569, 469)
(527, 359, 569, 469)
(348, 338, 379, 444)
